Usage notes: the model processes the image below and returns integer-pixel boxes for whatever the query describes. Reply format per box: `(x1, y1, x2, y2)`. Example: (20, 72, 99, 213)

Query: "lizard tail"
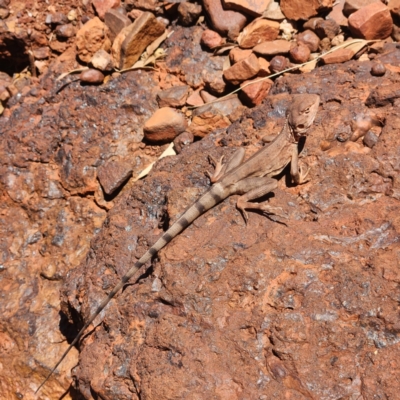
(36, 183, 226, 393)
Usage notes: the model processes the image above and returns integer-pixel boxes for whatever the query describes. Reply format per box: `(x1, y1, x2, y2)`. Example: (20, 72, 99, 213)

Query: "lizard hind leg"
(233, 177, 287, 223)
(207, 148, 245, 183)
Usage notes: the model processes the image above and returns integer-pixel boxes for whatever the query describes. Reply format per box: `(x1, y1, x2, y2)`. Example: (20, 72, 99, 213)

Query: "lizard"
(36, 93, 320, 393)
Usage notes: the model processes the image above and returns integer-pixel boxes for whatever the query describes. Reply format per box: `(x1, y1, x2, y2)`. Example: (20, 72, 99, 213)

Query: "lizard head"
(288, 94, 320, 141)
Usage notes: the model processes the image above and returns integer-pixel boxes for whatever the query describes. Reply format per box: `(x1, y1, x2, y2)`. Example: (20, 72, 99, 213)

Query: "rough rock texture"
(281, 0, 334, 20)
(75, 17, 112, 63)
(2, 4, 400, 398)
(143, 107, 187, 143)
(45, 42, 400, 399)
(203, 0, 248, 39)
(224, 0, 271, 16)
(223, 53, 260, 84)
(348, 2, 393, 40)
(253, 39, 292, 55)
(238, 18, 280, 48)
(112, 12, 165, 69)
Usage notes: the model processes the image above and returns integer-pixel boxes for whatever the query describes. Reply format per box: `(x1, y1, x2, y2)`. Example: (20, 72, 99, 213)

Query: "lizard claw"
(207, 155, 225, 183)
(298, 162, 310, 184)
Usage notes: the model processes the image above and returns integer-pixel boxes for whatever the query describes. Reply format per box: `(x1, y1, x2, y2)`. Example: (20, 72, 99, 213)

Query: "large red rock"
(223, 53, 260, 85)
(348, 2, 393, 39)
(92, 0, 121, 19)
(112, 12, 165, 69)
(203, 0, 247, 39)
(143, 108, 187, 143)
(238, 18, 280, 49)
(281, 0, 334, 21)
(76, 17, 112, 63)
(224, 0, 272, 17)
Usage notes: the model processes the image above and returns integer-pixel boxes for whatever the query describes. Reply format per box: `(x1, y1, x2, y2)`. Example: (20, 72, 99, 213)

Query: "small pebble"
(80, 69, 105, 84)
(290, 43, 310, 63)
(201, 29, 223, 49)
(363, 131, 378, 148)
(173, 131, 194, 153)
(269, 56, 289, 73)
(370, 63, 386, 76)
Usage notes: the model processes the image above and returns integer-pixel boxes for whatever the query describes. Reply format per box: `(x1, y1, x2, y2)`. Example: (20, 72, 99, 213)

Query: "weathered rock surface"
(203, 0, 247, 39)
(238, 18, 280, 48)
(104, 8, 131, 41)
(112, 12, 165, 69)
(224, 0, 271, 17)
(348, 2, 393, 39)
(61, 42, 400, 399)
(92, 0, 121, 19)
(143, 107, 187, 143)
(223, 53, 260, 84)
(156, 85, 189, 108)
(281, 0, 334, 20)
(253, 39, 291, 55)
(76, 17, 112, 63)
(2, 3, 400, 398)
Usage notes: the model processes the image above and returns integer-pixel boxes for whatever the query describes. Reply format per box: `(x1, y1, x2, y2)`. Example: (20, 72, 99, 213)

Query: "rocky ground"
(1, 0, 400, 399)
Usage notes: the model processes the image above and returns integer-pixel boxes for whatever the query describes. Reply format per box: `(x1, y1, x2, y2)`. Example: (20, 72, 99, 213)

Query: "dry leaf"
(213, 44, 236, 55)
(299, 58, 318, 73)
(146, 30, 171, 56)
(223, 55, 231, 71)
(57, 67, 88, 81)
(134, 143, 176, 181)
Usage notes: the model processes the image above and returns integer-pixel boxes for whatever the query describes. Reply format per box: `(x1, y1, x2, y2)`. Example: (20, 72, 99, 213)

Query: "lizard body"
(36, 94, 320, 393)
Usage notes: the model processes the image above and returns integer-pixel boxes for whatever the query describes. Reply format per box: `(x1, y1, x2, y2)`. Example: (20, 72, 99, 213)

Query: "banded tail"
(35, 183, 227, 393)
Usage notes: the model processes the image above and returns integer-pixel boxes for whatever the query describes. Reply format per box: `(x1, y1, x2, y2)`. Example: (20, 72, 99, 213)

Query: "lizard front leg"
(290, 146, 310, 185)
(207, 148, 246, 183)
(232, 177, 287, 223)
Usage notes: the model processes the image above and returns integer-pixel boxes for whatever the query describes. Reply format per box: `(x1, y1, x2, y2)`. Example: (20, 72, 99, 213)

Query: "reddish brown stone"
(348, 2, 393, 39)
(91, 49, 114, 71)
(97, 159, 133, 195)
(173, 131, 194, 153)
(229, 47, 253, 63)
(281, 0, 334, 21)
(112, 12, 165, 69)
(296, 29, 320, 52)
(223, 53, 260, 85)
(186, 89, 204, 107)
(327, 0, 348, 26)
(178, 2, 202, 26)
(238, 18, 280, 48)
(240, 77, 273, 106)
(343, 0, 379, 16)
(315, 19, 340, 39)
(321, 47, 354, 64)
(157, 86, 190, 108)
(253, 40, 291, 56)
(289, 43, 311, 63)
(257, 57, 271, 76)
(92, 0, 121, 20)
(303, 17, 324, 30)
(269, 55, 289, 73)
(201, 29, 223, 49)
(224, 0, 272, 17)
(371, 62, 386, 76)
(79, 69, 105, 84)
(55, 23, 76, 39)
(143, 107, 187, 143)
(76, 17, 112, 63)
(203, 0, 247, 39)
(104, 9, 131, 41)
